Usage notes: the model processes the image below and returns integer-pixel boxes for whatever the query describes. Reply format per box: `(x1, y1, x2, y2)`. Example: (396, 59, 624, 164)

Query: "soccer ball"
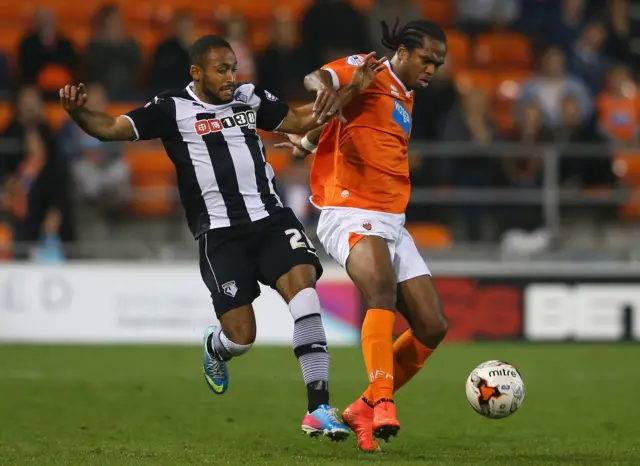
(465, 360, 525, 419)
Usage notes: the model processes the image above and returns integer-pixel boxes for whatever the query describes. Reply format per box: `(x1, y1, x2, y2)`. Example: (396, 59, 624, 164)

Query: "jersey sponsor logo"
(346, 55, 364, 66)
(222, 280, 238, 298)
(392, 99, 411, 136)
(194, 110, 257, 136)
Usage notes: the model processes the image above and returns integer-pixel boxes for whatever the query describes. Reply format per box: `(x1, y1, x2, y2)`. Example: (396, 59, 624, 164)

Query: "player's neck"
(389, 56, 406, 87)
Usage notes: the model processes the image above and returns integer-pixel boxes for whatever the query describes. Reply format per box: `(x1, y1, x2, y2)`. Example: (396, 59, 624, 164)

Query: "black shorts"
(198, 208, 323, 317)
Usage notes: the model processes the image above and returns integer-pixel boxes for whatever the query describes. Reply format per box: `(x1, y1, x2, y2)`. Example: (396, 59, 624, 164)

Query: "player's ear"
(190, 65, 201, 82)
(397, 45, 409, 63)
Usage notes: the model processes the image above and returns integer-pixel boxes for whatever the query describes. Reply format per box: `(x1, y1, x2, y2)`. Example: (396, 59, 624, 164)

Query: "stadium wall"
(0, 262, 639, 344)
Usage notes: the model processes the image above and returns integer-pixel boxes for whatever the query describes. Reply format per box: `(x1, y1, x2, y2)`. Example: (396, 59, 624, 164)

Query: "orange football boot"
(342, 398, 380, 452)
(372, 400, 400, 441)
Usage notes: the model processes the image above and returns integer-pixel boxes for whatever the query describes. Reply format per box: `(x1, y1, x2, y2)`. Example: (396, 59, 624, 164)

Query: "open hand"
(274, 133, 311, 159)
(59, 83, 87, 113)
(349, 52, 388, 92)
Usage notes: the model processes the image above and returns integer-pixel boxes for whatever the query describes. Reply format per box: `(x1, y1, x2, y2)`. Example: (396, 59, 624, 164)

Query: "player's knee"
(413, 312, 448, 349)
(362, 279, 397, 311)
(223, 324, 256, 347)
(277, 264, 318, 303)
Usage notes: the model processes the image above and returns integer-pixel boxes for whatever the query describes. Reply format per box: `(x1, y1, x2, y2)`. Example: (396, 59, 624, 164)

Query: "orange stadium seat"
(44, 104, 69, 132)
(124, 147, 176, 216)
(36, 63, 73, 92)
(349, 0, 375, 13)
(493, 69, 533, 130)
(0, 26, 26, 60)
(266, 148, 293, 175)
(405, 222, 452, 249)
(474, 33, 533, 70)
(0, 103, 13, 132)
(614, 149, 640, 219)
(422, 0, 455, 28)
(444, 30, 471, 71)
(453, 69, 496, 95)
(63, 26, 92, 52)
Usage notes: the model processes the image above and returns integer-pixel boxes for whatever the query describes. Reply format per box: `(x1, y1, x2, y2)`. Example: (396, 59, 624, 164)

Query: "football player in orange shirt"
(277, 19, 448, 451)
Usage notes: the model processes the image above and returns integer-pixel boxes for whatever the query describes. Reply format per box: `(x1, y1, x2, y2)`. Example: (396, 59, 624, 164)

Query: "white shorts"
(316, 207, 431, 283)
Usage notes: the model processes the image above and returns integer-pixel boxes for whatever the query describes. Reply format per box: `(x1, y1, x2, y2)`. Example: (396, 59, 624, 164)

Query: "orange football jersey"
(310, 54, 414, 214)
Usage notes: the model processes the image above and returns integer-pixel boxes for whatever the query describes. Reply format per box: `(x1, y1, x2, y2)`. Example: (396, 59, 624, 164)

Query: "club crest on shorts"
(362, 222, 372, 231)
(222, 281, 238, 298)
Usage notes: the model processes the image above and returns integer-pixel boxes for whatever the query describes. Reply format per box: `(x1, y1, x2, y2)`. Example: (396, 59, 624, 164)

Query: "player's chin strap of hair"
(300, 136, 317, 154)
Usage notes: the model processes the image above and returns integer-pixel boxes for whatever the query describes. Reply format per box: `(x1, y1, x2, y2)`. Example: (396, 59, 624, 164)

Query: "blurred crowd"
(0, 0, 639, 260)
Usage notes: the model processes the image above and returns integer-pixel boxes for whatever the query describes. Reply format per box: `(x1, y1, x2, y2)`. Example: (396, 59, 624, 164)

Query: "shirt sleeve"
(123, 96, 175, 141)
(321, 54, 366, 90)
(253, 86, 290, 131)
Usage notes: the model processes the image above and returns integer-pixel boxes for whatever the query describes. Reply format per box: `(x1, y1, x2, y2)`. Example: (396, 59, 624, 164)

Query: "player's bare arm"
(274, 125, 325, 159)
(59, 83, 136, 141)
(278, 52, 387, 135)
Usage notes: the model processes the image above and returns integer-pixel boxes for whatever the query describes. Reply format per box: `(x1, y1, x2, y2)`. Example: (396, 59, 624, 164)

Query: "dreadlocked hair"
(380, 18, 446, 51)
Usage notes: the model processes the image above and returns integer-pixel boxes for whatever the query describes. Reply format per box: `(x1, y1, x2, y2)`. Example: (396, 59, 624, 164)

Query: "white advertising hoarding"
(0, 264, 358, 345)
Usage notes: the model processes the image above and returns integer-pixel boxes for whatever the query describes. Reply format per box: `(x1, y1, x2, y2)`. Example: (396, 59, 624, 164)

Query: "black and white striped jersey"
(124, 82, 290, 238)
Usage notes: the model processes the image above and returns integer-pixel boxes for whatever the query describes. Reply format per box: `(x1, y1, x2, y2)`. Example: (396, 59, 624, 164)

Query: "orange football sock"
(363, 329, 434, 402)
(361, 309, 396, 404)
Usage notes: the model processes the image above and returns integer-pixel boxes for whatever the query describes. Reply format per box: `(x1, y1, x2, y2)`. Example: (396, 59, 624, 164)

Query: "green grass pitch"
(1, 343, 639, 465)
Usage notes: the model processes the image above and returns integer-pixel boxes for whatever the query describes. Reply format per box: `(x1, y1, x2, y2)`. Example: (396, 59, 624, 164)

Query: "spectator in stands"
(518, 46, 593, 130)
(2, 86, 75, 253)
(556, 93, 614, 187)
(257, 11, 307, 100)
(569, 21, 611, 94)
(18, 9, 77, 90)
(217, 13, 255, 83)
(412, 58, 458, 141)
(300, 0, 370, 70)
(543, 0, 587, 49)
(85, 4, 142, 100)
(597, 64, 638, 143)
(366, 0, 420, 60)
(59, 83, 131, 218)
(500, 100, 551, 247)
(441, 88, 501, 241)
(455, 0, 521, 35)
(33, 208, 65, 262)
(603, 0, 640, 72)
(149, 10, 194, 96)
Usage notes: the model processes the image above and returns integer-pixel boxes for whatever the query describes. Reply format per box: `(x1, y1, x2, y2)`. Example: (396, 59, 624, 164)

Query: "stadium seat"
(493, 70, 533, 130)
(0, 222, 13, 260)
(44, 103, 69, 132)
(421, 0, 455, 28)
(266, 148, 292, 175)
(444, 30, 471, 71)
(405, 222, 452, 249)
(0, 26, 26, 60)
(614, 149, 640, 219)
(0, 103, 13, 132)
(36, 63, 73, 93)
(124, 147, 176, 216)
(473, 33, 533, 70)
(453, 69, 496, 95)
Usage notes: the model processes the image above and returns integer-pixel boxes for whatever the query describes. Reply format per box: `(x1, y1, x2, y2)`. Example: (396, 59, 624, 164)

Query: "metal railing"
(0, 140, 637, 259)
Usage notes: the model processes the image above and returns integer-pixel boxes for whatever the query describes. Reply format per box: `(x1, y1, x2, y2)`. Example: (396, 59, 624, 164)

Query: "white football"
(465, 360, 525, 419)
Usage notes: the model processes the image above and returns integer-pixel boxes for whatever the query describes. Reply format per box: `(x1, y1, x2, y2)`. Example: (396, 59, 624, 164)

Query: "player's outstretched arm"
(274, 125, 324, 159)
(60, 83, 136, 141)
(277, 53, 387, 135)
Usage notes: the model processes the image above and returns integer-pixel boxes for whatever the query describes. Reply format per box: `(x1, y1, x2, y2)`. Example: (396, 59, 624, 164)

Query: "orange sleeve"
(321, 54, 366, 90)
